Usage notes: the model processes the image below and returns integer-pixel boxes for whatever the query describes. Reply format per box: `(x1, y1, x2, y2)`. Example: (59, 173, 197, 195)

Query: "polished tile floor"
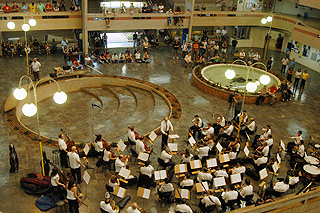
(0, 44, 319, 213)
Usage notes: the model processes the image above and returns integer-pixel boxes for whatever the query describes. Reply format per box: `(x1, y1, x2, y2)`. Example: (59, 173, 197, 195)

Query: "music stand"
(137, 187, 151, 199)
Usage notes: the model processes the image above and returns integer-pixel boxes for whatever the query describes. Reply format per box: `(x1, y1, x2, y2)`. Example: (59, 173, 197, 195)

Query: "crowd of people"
(0, 1, 80, 13)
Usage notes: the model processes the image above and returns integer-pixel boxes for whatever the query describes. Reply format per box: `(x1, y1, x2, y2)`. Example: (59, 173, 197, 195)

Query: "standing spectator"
(45, 1, 52, 12)
(252, 51, 260, 63)
(102, 33, 108, 49)
(44, 41, 51, 55)
(33, 39, 41, 55)
(30, 58, 41, 81)
(51, 39, 57, 54)
(192, 41, 199, 59)
(158, 3, 164, 13)
(30, 3, 36, 13)
(181, 41, 188, 60)
(173, 40, 180, 59)
(37, 1, 46, 13)
(185, 53, 193, 69)
(167, 8, 173, 26)
(9, 41, 16, 57)
(251, 4, 256, 12)
(129, 3, 135, 14)
(231, 5, 237, 11)
(133, 32, 138, 47)
(247, 49, 254, 62)
(61, 37, 69, 51)
(221, 41, 227, 59)
(70, 4, 75, 12)
(220, 2, 226, 11)
(267, 57, 273, 71)
(280, 56, 289, 74)
(300, 70, 309, 90)
(60, 0, 66, 11)
(231, 38, 238, 55)
(12, 1, 19, 12)
(53, 4, 59, 12)
(222, 27, 227, 40)
(153, 4, 158, 13)
(1, 42, 8, 57)
(203, 28, 208, 40)
(287, 68, 293, 81)
(17, 40, 23, 57)
(0, 6, 3, 14)
(288, 58, 296, 70)
(216, 27, 221, 39)
(4, 2, 11, 13)
(293, 68, 302, 93)
(21, 2, 28, 12)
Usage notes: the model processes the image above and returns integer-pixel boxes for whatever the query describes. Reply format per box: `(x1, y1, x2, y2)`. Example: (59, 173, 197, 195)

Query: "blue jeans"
(231, 46, 236, 55)
(168, 18, 172, 25)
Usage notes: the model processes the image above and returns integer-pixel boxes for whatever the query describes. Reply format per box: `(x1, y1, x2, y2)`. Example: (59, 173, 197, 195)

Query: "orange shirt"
(193, 43, 199, 51)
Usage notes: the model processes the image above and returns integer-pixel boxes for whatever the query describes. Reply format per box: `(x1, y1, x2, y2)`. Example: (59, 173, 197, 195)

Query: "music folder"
(137, 187, 151, 199)
(149, 131, 157, 141)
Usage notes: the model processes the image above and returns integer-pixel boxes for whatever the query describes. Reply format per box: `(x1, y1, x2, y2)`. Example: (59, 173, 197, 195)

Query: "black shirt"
(232, 40, 238, 47)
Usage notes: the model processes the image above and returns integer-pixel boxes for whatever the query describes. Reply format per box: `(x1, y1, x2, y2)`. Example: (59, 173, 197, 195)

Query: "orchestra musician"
(94, 134, 104, 156)
(58, 134, 69, 168)
(213, 114, 226, 135)
(65, 179, 82, 213)
(128, 126, 138, 145)
(68, 146, 86, 184)
(287, 131, 302, 154)
(102, 146, 117, 171)
(180, 173, 194, 189)
(216, 121, 234, 143)
(158, 178, 174, 200)
(262, 177, 290, 199)
(234, 109, 248, 124)
(290, 140, 305, 161)
(199, 189, 221, 212)
(200, 123, 214, 140)
(159, 148, 175, 168)
(107, 175, 120, 192)
(181, 149, 193, 164)
(231, 160, 246, 175)
(239, 179, 253, 201)
(214, 165, 229, 178)
(196, 142, 210, 163)
(160, 117, 174, 150)
(251, 154, 268, 171)
(115, 155, 129, 173)
(175, 198, 193, 213)
(254, 142, 269, 157)
(50, 167, 66, 199)
(252, 125, 272, 148)
(228, 138, 240, 152)
(138, 160, 155, 189)
(240, 118, 256, 136)
(221, 185, 240, 211)
(126, 202, 141, 213)
(189, 115, 203, 139)
(136, 136, 151, 154)
(197, 167, 213, 182)
(100, 198, 117, 213)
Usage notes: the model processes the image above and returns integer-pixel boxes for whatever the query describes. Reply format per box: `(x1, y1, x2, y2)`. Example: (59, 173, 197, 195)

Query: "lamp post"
(261, 14, 273, 60)
(13, 75, 67, 175)
(225, 60, 270, 138)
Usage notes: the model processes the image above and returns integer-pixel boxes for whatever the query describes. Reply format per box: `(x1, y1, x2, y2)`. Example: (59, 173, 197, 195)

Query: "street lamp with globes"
(13, 75, 67, 175)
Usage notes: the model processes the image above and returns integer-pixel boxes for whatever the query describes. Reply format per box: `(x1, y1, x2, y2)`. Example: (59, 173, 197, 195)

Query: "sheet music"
(230, 173, 242, 184)
(214, 177, 226, 187)
(179, 164, 186, 173)
(194, 160, 200, 168)
(280, 140, 285, 150)
(119, 167, 131, 179)
(83, 144, 90, 156)
(201, 181, 209, 191)
(118, 187, 125, 198)
(149, 131, 157, 141)
(138, 152, 149, 161)
(154, 171, 160, 180)
(160, 170, 167, 179)
(168, 143, 178, 152)
(83, 170, 90, 185)
(272, 161, 279, 173)
(181, 189, 188, 198)
(188, 136, 196, 146)
(143, 188, 151, 199)
(223, 154, 230, 162)
(277, 153, 281, 164)
(207, 158, 217, 168)
(117, 139, 126, 152)
(216, 142, 223, 153)
(259, 168, 268, 180)
(244, 146, 250, 157)
(169, 134, 179, 139)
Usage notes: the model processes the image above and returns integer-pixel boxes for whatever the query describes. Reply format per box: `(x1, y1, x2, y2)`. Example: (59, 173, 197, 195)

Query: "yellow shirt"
(302, 73, 309, 80)
(30, 4, 36, 13)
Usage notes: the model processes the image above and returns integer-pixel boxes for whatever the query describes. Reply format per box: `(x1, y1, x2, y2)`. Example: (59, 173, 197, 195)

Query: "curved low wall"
(192, 64, 282, 104)
(4, 74, 182, 147)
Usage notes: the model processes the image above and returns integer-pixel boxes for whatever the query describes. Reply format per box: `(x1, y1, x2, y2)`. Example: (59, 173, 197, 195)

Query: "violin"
(61, 128, 79, 153)
(95, 134, 109, 149)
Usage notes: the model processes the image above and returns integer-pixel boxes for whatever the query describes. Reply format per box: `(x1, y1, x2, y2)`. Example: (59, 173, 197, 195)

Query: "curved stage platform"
(4, 73, 182, 147)
(192, 63, 282, 104)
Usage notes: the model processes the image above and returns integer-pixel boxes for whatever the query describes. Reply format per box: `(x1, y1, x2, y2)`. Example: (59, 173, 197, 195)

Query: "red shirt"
(193, 43, 199, 51)
(45, 4, 52, 12)
(12, 5, 19, 12)
(4, 5, 11, 12)
(269, 86, 277, 94)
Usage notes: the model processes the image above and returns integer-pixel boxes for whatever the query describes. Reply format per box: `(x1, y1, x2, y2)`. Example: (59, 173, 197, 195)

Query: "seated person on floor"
(73, 60, 82, 69)
(143, 52, 150, 63)
(105, 52, 111, 64)
(112, 53, 119, 63)
(126, 53, 133, 62)
(99, 54, 107, 64)
(84, 54, 94, 66)
(119, 53, 126, 63)
(210, 53, 220, 63)
(67, 59, 75, 71)
(184, 53, 193, 68)
(135, 51, 142, 63)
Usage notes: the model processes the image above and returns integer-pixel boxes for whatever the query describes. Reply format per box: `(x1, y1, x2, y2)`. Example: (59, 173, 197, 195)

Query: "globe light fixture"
(22, 103, 37, 117)
(29, 19, 37, 27)
(53, 91, 67, 104)
(22, 23, 30, 32)
(225, 69, 236, 80)
(13, 88, 28, 100)
(260, 74, 271, 85)
(261, 18, 268, 24)
(7, 22, 15, 30)
(246, 82, 258, 93)
(267, 16, 273, 22)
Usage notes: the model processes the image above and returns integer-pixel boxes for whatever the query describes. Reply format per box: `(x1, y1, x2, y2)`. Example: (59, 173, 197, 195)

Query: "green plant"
(7, 118, 12, 122)
(175, 99, 179, 103)
(47, 139, 53, 144)
(13, 126, 20, 130)
(165, 94, 170, 98)
(9, 112, 15, 116)
(177, 108, 182, 111)
(155, 87, 159, 90)
(171, 103, 175, 107)
(24, 130, 30, 135)
(164, 89, 168, 92)
(32, 136, 37, 141)
(172, 110, 178, 118)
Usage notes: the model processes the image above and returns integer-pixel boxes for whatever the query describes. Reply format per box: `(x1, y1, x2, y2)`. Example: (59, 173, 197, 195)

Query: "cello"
(61, 128, 79, 153)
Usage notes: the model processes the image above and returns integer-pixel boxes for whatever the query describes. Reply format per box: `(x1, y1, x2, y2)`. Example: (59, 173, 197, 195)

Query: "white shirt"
(214, 170, 229, 178)
(161, 120, 173, 134)
(108, 179, 118, 191)
(181, 154, 193, 163)
(229, 152, 237, 160)
(51, 174, 59, 186)
(136, 140, 145, 153)
(253, 53, 260, 61)
(218, 117, 225, 127)
(202, 127, 214, 136)
(247, 121, 255, 132)
(233, 166, 246, 174)
(197, 146, 209, 159)
(201, 195, 221, 207)
(239, 51, 245, 58)
(289, 176, 299, 185)
(222, 190, 238, 203)
(216, 29, 221, 34)
(273, 182, 289, 193)
(240, 185, 253, 198)
(181, 179, 194, 188)
(224, 125, 234, 136)
(68, 152, 80, 169)
(298, 145, 305, 157)
(185, 54, 192, 62)
(262, 146, 269, 157)
(135, 53, 141, 59)
(175, 204, 193, 213)
(293, 135, 303, 145)
(115, 158, 125, 173)
(126, 207, 141, 213)
(58, 138, 67, 150)
(159, 183, 174, 192)
(295, 71, 302, 78)
(265, 138, 273, 147)
(100, 201, 117, 213)
(282, 58, 289, 65)
(254, 156, 268, 166)
(160, 150, 172, 163)
(158, 5, 164, 13)
(197, 172, 213, 182)
(192, 118, 203, 128)
(140, 165, 154, 178)
(31, 61, 41, 72)
(103, 150, 110, 162)
(128, 130, 136, 143)
(222, 29, 227, 35)
(95, 141, 103, 152)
